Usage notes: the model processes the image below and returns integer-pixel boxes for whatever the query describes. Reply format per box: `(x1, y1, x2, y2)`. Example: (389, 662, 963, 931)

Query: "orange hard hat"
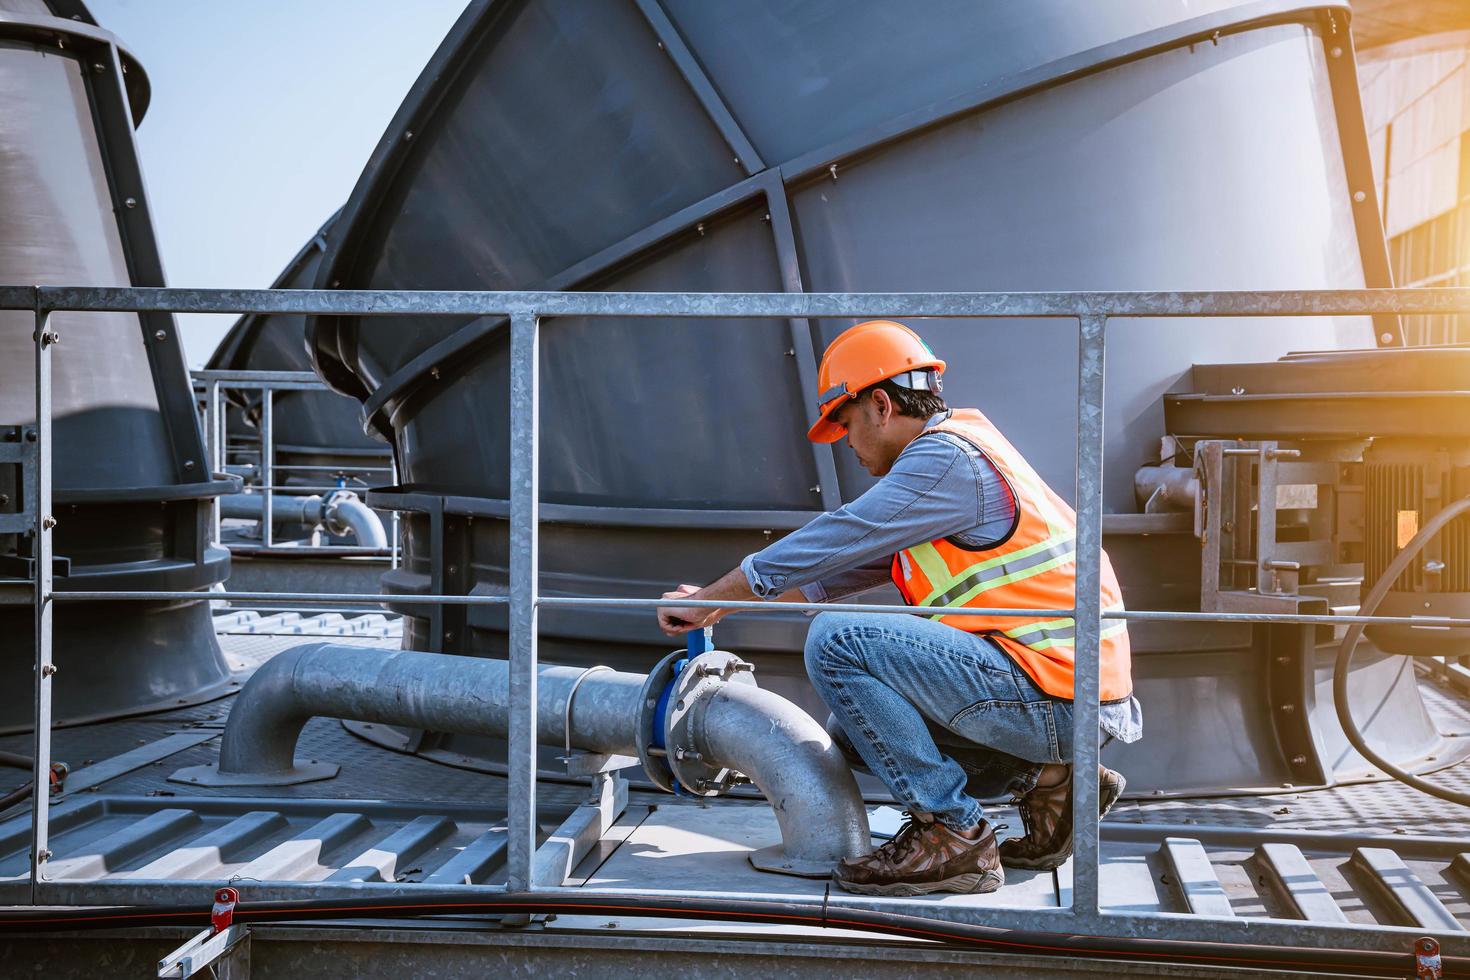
(807, 320, 945, 443)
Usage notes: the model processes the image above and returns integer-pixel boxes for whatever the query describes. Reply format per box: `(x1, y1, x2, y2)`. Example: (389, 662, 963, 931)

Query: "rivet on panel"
(154, 329, 167, 341)
(1379, 332, 1395, 344)
(1352, 190, 1366, 203)
(125, 197, 137, 208)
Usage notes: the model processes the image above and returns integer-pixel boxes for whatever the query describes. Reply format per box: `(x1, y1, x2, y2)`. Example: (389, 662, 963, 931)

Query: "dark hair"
(859, 377, 947, 420)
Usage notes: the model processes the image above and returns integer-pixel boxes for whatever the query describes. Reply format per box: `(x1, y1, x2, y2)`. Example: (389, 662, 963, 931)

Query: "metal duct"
(299, 0, 1424, 795)
(0, 1, 235, 730)
(173, 643, 871, 876)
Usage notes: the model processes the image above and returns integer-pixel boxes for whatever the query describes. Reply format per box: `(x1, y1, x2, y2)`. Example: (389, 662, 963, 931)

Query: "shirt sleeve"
(797, 556, 894, 603)
(741, 435, 982, 599)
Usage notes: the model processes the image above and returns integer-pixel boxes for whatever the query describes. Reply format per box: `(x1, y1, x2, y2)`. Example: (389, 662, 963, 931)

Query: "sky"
(89, 0, 469, 367)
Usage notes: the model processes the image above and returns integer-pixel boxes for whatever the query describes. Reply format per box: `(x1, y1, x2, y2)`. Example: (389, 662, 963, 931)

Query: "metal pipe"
(320, 492, 388, 549)
(213, 645, 643, 776)
(1132, 465, 1199, 514)
(202, 643, 867, 873)
(220, 493, 322, 529)
(694, 682, 871, 873)
(217, 490, 386, 547)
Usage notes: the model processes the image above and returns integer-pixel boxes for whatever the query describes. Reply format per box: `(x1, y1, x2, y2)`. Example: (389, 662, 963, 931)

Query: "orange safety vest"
(889, 409, 1133, 702)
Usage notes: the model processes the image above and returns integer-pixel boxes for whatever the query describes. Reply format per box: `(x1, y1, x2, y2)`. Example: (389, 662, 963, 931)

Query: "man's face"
(834, 393, 899, 477)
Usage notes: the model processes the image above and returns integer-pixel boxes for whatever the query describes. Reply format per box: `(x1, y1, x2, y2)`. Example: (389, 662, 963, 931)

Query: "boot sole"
(1001, 770, 1127, 872)
(834, 868, 1005, 897)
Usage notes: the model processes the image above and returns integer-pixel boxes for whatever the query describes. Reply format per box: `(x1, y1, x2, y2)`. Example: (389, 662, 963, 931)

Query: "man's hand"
(657, 583, 720, 636)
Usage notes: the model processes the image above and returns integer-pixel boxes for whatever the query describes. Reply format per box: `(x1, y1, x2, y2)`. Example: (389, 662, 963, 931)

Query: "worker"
(657, 320, 1140, 896)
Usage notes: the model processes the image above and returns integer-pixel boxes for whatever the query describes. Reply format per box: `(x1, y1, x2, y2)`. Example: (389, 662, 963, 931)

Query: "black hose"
(1334, 495, 1470, 807)
(0, 890, 1450, 976)
(0, 783, 32, 812)
(0, 749, 33, 770)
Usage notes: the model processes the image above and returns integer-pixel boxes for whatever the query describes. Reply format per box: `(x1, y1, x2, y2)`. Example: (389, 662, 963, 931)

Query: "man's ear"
(869, 388, 893, 426)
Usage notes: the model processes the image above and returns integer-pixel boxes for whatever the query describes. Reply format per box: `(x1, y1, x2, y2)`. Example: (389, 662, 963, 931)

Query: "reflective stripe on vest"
(889, 408, 1133, 702)
(913, 534, 1076, 609)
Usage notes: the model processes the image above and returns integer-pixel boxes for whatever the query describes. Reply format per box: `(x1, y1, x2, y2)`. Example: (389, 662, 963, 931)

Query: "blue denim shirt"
(742, 411, 1142, 742)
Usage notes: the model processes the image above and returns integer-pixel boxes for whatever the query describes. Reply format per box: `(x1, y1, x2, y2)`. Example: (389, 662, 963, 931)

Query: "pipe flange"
(665, 651, 757, 797)
(634, 650, 686, 793)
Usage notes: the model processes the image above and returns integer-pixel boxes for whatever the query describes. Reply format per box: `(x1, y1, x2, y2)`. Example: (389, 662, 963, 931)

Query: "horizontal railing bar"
(190, 379, 332, 392)
(56, 591, 509, 606)
(4, 285, 1470, 318)
(44, 591, 1470, 628)
(191, 370, 322, 382)
(541, 596, 1470, 627)
(224, 484, 372, 492)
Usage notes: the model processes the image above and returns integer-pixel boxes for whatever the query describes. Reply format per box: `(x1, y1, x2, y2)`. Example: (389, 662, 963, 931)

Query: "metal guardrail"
(190, 367, 399, 560)
(8, 285, 1470, 957)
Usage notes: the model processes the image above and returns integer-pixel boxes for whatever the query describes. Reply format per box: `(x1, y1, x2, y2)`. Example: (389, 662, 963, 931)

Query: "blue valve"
(687, 626, 714, 656)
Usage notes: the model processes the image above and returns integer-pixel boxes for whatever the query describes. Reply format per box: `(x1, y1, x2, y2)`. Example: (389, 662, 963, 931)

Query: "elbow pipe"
(176, 643, 870, 875)
(198, 644, 644, 783)
(321, 490, 388, 548)
(218, 490, 387, 547)
(695, 681, 873, 875)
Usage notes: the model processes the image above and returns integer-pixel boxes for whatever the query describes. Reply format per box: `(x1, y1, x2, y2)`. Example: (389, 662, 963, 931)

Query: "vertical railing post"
(260, 387, 274, 549)
(29, 305, 56, 901)
(205, 379, 222, 544)
(390, 458, 401, 569)
(1071, 313, 1107, 923)
(506, 311, 540, 892)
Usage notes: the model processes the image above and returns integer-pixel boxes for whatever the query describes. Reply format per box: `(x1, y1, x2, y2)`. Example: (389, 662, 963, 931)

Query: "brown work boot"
(833, 813, 1004, 896)
(999, 765, 1126, 871)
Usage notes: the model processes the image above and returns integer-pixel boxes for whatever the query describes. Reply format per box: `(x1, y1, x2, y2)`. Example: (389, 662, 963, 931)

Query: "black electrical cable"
(1334, 496, 1470, 807)
(0, 891, 1451, 976)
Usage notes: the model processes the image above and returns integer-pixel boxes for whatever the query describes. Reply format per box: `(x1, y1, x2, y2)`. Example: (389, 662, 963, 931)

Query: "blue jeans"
(804, 610, 1074, 831)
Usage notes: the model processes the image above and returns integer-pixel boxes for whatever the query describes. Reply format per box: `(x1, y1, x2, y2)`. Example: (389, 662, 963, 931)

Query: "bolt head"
(1379, 332, 1395, 344)
(1352, 190, 1366, 203)
(124, 197, 137, 208)
(154, 329, 167, 341)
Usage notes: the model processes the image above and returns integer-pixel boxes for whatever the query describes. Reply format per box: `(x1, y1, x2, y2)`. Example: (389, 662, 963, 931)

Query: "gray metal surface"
(0, 5, 231, 733)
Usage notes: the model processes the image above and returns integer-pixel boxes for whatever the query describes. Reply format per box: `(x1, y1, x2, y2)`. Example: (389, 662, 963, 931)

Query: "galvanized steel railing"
(191, 368, 399, 559)
(7, 284, 1470, 956)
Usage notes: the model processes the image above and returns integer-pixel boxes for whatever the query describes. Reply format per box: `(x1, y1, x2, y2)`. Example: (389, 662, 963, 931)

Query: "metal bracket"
(1197, 440, 1310, 612)
(157, 887, 250, 979)
(0, 426, 37, 536)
